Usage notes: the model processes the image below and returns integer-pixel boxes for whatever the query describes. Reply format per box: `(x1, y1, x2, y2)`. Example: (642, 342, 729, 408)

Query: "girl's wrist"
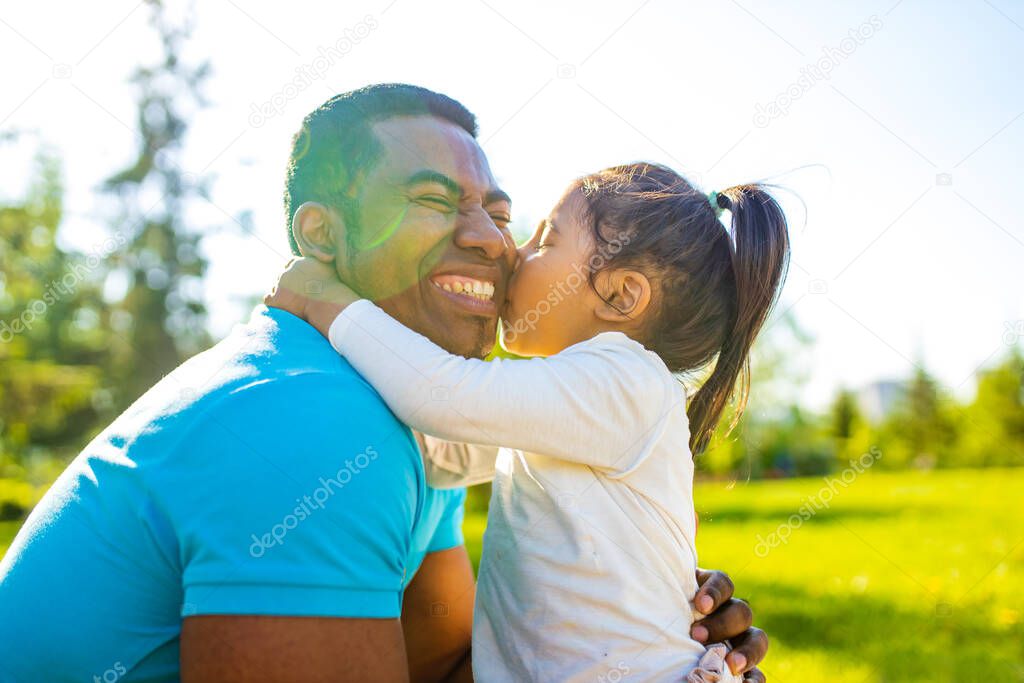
(306, 298, 350, 338)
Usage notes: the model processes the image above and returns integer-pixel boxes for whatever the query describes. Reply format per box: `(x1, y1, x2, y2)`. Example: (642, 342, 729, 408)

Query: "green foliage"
(829, 388, 861, 441)
(0, 478, 47, 522)
(102, 0, 212, 398)
(875, 366, 957, 468)
(955, 350, 1024, 467)
(1, 1, 217, 479)
(0, 151, 115, 476)
(699, 309, 1024, 476)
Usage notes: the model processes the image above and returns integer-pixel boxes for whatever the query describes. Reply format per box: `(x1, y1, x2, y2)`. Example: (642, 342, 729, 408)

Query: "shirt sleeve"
(168, 372, 423, 620)
(328, 299, 685, 475)
(425, 486, 467, 553)
(413, 431, 498, 489)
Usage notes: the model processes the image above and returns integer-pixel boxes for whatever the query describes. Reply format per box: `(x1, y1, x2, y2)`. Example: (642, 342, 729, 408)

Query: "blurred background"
(1, 0, 1021, 680)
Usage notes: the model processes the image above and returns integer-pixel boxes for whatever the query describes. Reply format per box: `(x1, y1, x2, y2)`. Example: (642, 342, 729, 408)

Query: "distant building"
(856, 380, 907, 422)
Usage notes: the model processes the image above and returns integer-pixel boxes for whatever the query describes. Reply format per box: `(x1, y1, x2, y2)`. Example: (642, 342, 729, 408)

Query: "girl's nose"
(501, 231, 520, 271)
(514, 244, 528, 270)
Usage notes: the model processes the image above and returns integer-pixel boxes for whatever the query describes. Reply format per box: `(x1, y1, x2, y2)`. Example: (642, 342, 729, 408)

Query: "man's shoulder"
(123, 306, 417, 468)
(135, 310, 425, 539)
(207, 365, 409, 443)
(191, 306, 404, 425)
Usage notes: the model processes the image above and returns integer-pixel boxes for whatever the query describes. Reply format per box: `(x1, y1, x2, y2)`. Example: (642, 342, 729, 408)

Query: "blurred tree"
(876, 365, 956, 469)
(0, 149, 115, 481)
(830, 388, 859, 440)
(956, 350, 1024, 467)
(103, 0, 212, 399)
(828, 388, 870, 467)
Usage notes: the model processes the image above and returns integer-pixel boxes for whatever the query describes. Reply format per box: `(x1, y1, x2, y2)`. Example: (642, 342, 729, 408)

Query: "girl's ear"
(593, 268, 653, 323)
(291, 202, 343, 263)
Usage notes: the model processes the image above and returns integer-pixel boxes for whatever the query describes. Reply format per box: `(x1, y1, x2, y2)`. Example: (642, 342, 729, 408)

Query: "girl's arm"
(264, 258, 683, 475)
(265, 259, 498, 488)
(329, 299, 683, 476)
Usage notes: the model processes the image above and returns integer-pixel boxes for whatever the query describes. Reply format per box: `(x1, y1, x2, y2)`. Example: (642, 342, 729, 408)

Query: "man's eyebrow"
(545, 217, 559, 234)
(405, 170, 461, 196)
(404, 170, 511, 207)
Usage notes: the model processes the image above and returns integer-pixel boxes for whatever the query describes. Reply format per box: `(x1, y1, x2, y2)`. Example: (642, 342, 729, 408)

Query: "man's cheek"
(350, 246, 424, 300)
(361, 233, 452, 300)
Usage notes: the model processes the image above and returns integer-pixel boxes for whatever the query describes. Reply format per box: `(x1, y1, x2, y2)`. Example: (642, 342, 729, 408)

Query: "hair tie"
(707, 191, 729, 217)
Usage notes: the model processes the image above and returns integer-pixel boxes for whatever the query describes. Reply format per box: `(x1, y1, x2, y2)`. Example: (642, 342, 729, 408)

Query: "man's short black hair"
(283, 83, 479, 255)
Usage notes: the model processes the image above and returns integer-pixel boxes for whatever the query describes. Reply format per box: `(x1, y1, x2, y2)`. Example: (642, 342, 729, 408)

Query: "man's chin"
(450, 318, 497, 360)
(473, 335, 496, 360)
(374, 287, 497, 359)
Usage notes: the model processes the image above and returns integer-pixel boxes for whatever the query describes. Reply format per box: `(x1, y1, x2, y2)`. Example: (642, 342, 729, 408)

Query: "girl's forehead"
(550, 189, 596, 248)
(551, 187, 588, 225)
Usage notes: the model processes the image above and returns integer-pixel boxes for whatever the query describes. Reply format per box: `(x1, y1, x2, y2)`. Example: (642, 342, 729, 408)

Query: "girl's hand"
(264, 258, 362, 338)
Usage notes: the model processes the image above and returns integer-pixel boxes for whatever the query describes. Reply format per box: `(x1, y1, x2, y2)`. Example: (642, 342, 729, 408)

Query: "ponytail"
(571, 164, 790, 456)
(687, 185, 790, 454)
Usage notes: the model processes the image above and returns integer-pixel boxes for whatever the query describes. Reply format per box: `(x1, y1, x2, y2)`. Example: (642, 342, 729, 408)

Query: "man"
(0, 84, 766, 682)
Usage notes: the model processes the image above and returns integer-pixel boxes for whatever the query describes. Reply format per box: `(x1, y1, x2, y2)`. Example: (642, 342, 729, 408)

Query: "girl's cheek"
(506, 262, 531, 312)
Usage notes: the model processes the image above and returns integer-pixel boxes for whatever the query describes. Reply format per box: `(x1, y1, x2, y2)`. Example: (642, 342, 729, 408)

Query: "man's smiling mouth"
(429, 274, 499, 316)
(430, 275, 495, 301)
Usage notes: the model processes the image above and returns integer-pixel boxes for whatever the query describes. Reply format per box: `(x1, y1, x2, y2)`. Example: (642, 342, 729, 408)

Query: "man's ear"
(291, 202, 343, 263)
(593, 268, 653, 323)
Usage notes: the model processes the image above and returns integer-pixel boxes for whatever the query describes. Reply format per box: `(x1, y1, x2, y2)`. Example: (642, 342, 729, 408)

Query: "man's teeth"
(435, 278, 495, 300)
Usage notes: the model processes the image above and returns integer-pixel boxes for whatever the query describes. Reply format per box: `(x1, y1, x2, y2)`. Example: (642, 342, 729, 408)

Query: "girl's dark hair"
(575, 163, 790, 455)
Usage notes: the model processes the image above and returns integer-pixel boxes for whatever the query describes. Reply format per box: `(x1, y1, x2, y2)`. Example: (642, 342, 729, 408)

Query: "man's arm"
(181, 616, 409, 683)
(168, 374, 428, 682)
(401, 545, 476, 683)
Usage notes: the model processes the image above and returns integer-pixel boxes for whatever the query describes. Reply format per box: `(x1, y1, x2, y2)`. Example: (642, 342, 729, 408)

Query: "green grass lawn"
(463, 468, 1024, 682)
(2, 469, 1021, 680)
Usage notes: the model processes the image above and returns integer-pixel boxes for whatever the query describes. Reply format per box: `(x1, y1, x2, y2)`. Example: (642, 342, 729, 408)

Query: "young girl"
(268, 162, 789, 682)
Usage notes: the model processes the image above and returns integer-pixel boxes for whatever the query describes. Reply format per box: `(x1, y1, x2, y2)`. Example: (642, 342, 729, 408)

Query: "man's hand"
(264, 257, 362, 337)
(690, 568, 768, 682)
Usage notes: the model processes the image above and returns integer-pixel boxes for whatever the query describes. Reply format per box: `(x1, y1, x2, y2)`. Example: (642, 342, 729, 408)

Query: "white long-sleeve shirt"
(328, 299, 739, 683)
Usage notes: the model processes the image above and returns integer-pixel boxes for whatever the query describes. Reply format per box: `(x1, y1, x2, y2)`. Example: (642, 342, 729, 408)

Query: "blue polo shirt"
(0, 306, 466, 682)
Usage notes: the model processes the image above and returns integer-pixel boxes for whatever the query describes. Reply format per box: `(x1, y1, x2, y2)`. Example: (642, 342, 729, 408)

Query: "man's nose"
(453, 209, 510, 263)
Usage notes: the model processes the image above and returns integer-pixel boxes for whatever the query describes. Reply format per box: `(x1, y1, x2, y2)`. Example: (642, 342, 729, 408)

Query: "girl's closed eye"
(535, 219, 555, 250)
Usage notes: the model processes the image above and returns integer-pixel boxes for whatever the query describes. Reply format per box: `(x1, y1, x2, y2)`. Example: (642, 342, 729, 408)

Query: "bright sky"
(2, 0, 1022, 408)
